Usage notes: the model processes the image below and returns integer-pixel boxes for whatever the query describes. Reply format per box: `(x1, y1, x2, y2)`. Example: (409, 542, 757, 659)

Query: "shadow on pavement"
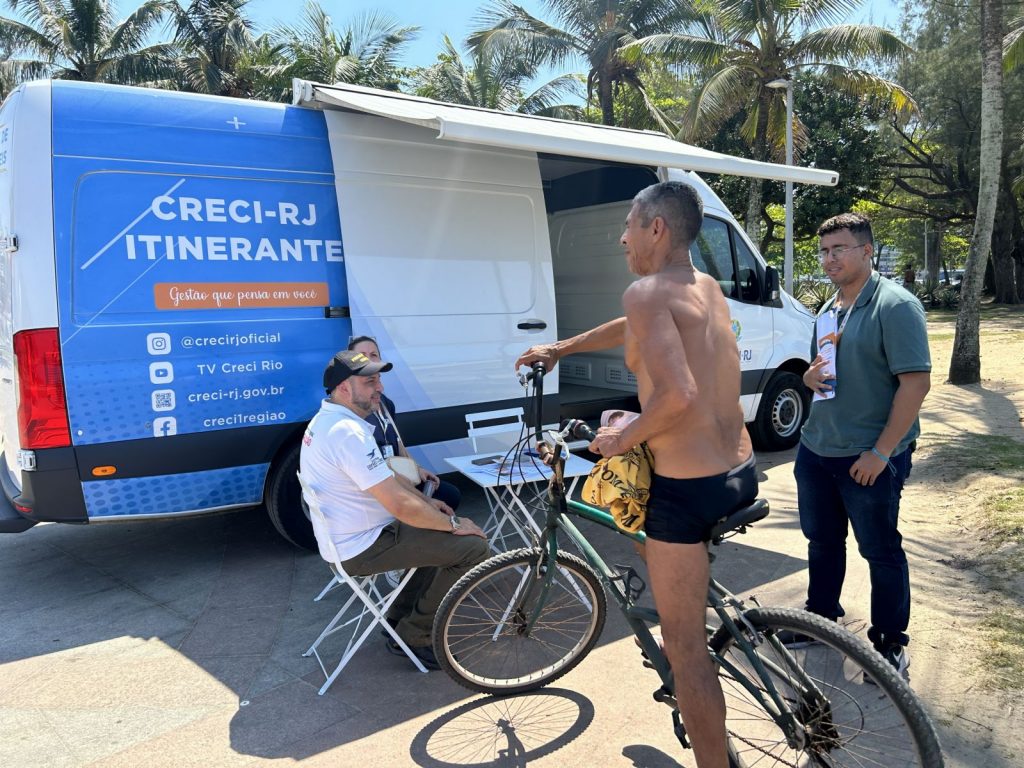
(408, 688, 594, 767)
(0, 469, 809, 764)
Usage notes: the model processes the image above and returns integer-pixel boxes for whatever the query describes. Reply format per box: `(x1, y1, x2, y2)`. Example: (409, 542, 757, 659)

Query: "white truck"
(0, 79, 835, 548)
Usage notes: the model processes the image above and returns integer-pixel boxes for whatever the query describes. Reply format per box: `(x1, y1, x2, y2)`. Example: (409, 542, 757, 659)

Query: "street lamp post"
(767, 78, 794, 295)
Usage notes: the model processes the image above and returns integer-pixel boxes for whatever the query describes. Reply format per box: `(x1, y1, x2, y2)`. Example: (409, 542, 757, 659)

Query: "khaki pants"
(341, 522, 490, 647)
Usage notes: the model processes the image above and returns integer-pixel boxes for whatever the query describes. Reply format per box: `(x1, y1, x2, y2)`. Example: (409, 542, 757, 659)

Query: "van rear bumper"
(0, 449, 87, 531)
(0, 458, 36, 532)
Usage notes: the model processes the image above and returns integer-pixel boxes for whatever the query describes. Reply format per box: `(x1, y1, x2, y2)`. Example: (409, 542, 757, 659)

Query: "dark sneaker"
(385, 636, 441, 671)
(774, 629, 819, 649)
(867, 644, 910, 684)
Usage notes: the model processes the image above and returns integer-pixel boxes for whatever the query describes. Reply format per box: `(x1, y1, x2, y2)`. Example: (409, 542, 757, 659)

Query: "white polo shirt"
(300, 399, 396, 561)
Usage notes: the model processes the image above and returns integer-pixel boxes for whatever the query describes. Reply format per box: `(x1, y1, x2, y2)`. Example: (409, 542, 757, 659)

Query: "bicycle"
(432, 362, 944, 767)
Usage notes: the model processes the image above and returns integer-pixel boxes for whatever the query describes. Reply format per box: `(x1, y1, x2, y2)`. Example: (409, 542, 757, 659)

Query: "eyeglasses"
(818, 243, 866, 261)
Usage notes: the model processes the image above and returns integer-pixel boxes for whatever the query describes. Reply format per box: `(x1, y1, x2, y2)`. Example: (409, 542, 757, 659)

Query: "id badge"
(814, 311, 838, 402)
(382, 444, 395, 459)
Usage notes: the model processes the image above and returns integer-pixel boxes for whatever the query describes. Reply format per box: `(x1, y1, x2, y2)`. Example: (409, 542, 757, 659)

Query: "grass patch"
(979, 488, 1024, 543)
(969, 484, 1024, 689)
(924, 434, 1024, 481)
(928, 329, 1024, 343)
(981, 608, 1024, 690)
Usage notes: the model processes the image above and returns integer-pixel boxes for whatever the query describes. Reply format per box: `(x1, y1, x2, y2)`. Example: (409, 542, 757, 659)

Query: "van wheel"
(264, 444, 317, 551)
(750, 371, 808, 452)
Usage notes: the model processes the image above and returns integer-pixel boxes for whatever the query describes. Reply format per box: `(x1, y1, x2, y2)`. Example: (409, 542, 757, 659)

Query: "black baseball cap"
(323, 350, 393, 392)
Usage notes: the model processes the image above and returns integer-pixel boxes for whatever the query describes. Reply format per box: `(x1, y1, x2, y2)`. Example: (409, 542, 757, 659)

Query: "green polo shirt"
(800, 272, 931, 457)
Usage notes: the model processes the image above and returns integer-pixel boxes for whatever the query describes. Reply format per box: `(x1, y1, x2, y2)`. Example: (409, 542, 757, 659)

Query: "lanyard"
(830, 278, 870, 342)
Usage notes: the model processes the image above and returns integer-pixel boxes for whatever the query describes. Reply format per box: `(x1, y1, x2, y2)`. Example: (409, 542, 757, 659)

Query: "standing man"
(301, 350, 488, 670)
(515, 181, 757, 768)
(795, 213, 931, 678)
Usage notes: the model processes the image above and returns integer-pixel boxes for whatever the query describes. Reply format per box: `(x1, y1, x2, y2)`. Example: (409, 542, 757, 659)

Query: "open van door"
(321, 108, 557, 452)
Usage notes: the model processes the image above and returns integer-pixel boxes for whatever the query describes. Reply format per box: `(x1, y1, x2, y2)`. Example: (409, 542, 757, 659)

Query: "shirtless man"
(515, 181, 756, 768)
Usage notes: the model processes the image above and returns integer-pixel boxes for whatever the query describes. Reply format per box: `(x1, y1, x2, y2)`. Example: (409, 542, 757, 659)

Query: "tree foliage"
(627, 0, 915, 239)
(274, 4, 418, 94)
(412, 33, 582, 117)
(467, 0, 698, 127)
(703, 74, 887, 260)
(0, 0, 175, 89)
(878, 0, 1024, 304)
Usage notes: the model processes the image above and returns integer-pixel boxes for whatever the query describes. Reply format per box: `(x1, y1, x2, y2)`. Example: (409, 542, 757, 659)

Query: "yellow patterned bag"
(581, 443, 655, 534)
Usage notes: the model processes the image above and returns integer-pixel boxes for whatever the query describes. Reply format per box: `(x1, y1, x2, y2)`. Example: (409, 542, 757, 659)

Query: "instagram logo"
(147, 332, 171, 355)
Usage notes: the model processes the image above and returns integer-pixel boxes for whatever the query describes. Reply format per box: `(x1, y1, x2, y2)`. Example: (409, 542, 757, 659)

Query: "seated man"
(300, 350, 489, 670)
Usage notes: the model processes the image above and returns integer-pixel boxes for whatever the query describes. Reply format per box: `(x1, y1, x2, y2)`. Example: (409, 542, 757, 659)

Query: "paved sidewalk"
(0, 449, 895, 767)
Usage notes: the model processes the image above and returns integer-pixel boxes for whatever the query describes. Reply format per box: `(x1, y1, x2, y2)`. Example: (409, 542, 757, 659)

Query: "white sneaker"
(867, 644, 910, 684)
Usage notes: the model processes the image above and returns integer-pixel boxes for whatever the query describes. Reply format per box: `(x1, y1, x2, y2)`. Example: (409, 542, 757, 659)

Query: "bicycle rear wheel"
(709, 607, 943, 767)
(433, 548, 607, 695)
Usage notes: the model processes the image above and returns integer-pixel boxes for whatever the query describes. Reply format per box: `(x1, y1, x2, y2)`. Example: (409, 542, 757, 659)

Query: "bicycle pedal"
(612, 564, 647, 602)
(671, 709, 691, 749)
(652, 685, 677, 709)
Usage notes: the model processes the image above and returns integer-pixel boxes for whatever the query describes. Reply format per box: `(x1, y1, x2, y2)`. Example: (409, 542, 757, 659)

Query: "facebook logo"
(149, 362, 174, 384)
(153, 416, 177, 437)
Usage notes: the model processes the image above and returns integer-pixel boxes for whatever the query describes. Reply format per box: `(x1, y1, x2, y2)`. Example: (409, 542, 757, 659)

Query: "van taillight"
(13, 328, 71, 449)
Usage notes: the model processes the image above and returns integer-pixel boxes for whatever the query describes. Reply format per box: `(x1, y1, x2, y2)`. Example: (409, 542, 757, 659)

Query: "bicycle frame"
(515, 366, 814, 747)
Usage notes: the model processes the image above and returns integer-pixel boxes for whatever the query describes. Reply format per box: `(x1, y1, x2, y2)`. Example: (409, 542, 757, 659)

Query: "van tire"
(750, 371, 808, 452)
(264, 444, 317, 551)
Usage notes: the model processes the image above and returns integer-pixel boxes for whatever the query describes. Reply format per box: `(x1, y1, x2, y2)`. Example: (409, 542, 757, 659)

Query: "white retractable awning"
(293, 79, 838, 187)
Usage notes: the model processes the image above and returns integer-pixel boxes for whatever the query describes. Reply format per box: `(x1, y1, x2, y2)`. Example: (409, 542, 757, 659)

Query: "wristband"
(870, 447, 890, 462)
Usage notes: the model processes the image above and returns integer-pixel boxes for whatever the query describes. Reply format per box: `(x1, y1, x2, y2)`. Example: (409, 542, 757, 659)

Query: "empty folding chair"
(465, 407, 526, 454)
(297, 472, 428, 695)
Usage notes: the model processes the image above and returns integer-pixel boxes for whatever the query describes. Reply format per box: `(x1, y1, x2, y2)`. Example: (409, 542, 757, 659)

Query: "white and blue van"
(0, 80, 835, 548)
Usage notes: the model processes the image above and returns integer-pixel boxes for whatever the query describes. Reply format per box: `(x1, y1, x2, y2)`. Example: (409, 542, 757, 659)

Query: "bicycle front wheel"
(433, 548, 607, 695)
(709, 607, 943, 767)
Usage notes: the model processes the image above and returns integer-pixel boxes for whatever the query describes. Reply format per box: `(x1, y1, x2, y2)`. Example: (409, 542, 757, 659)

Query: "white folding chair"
(465, 407, 526, 453)
(297, 472, 428, 695)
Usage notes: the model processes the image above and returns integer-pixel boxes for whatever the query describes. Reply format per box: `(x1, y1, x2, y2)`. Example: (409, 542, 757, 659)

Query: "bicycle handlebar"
(528, 362, 545, 443)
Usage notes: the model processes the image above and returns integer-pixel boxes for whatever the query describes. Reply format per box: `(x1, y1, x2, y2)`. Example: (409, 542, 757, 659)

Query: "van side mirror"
(764, 266, 781, 303)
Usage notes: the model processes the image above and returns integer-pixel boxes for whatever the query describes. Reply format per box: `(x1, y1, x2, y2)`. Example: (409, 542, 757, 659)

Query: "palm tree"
(0, 0, 174, 87)
(628, 0, 916, 239)
(468, 0, 698, 127)
(1005, 3, 1024, 71)
(274, 2, 418, 91)
(414, 34, 583, 118)
(949, 0, 1005, 384)
(169, 0, 257, 96)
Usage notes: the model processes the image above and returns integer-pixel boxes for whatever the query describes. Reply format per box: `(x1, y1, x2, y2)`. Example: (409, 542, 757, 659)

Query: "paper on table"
(814, 311, 838, 402)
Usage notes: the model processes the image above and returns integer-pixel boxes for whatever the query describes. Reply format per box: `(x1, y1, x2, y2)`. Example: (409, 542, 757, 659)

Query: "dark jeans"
(794, 443, 913, 649)
(341, 521, 489, 647)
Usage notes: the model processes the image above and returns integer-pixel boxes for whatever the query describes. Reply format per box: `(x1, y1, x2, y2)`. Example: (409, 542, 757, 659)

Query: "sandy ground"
(885, 306, 1024, 766)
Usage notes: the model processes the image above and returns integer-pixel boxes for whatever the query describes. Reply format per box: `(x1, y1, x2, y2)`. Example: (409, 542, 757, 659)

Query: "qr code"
(151, 389, 176, 412)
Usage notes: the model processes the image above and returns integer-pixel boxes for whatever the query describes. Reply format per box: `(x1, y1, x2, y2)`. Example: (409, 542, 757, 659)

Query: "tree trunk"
(949, 0, 1004, 384)
(598, 74, 615, 126)
(991, 171, 1022, 303)
(925, 222, 940, 289)
(744, 94, 771, 241)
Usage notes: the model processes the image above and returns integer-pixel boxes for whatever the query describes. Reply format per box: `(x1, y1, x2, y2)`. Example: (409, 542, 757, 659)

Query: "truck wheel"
(264, 444, 317, 551)
(750, 371, 808, 452)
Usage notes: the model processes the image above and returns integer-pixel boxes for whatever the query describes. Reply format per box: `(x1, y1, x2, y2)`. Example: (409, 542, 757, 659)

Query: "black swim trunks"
(644, 453, 759, 544)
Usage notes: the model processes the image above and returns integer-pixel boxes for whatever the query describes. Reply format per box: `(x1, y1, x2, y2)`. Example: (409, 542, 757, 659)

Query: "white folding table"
(446, 449, 595, 552)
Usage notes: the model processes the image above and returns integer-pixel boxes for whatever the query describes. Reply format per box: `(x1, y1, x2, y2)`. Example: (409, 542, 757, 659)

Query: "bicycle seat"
(708, 499, 770, 543)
